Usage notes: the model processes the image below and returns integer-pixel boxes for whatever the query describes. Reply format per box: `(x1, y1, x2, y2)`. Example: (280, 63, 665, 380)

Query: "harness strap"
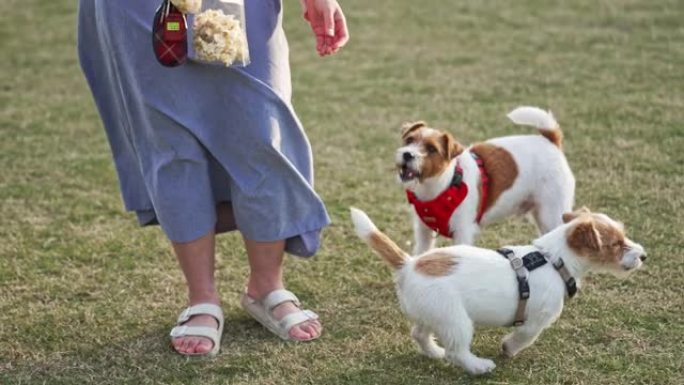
(551, 258, 578, 298)
(497, 248, 529, 326)
(497, 248, 579, 326)
(451, 163, 463, 186)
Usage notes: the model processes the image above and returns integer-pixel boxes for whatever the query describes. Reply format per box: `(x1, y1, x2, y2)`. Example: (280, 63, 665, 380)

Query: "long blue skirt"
(77, 0, 330, 257)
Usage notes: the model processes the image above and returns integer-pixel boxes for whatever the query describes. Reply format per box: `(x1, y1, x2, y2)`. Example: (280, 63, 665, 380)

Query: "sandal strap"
(169, 325, 220, 345)
(176, 303, 224, 324)
(262, 289, 300, 311)
(279, 309, 319, 332)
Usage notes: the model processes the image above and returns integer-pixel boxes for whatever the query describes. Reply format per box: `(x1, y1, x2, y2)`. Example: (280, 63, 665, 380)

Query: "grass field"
(2, 0, 683, 384)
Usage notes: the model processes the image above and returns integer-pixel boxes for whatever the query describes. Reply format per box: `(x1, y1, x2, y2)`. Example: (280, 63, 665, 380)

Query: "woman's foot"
(243, 238, 322, 341)
(271, 299, 322, 340)
(246, 285, 322, 341)
(170, 232, 222, 355)
(171, 311, 220, 354)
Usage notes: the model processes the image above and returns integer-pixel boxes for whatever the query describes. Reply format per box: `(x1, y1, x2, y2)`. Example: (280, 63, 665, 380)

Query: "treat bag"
(188, 0, 250, 67)
(153, 0, 189, 67)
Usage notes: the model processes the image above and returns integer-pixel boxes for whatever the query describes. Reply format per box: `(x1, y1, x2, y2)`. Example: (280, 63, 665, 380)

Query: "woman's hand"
(299, 0, 349, 56)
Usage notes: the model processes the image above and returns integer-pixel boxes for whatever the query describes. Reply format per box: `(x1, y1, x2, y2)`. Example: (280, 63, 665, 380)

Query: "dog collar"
(406, 153, 490, 238)
(497, 248, 577, 326)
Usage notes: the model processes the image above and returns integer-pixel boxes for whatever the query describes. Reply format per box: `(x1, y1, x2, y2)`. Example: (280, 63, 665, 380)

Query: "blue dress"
(77, 0, 330, 257)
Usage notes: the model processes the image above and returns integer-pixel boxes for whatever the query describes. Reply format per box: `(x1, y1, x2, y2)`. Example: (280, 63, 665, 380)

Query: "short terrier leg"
(439, 318, 496, 375)
(501, 325, 545, 358)
(412, 214, 436, 254)
(449, 350, 497, 376)
(452, 223, 478, 246)
(532, 204, 566, 235)
(411, 324, 445, 359)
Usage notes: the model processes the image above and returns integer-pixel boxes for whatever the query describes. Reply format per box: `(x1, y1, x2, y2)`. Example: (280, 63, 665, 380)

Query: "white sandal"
(169, 303, 224, 357)
(240, 289, 320, 341)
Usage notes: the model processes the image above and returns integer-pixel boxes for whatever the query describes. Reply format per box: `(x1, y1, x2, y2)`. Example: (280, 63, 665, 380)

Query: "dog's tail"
(507, 106, 563, 149)
(350, 207, 410, 269)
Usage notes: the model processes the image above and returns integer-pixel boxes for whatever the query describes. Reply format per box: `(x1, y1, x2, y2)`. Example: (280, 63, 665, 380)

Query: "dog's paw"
(463, 357, 496, 375)
(501, 341, 516, 358)
(501, 336, 528, 358)
(421, 345, 445, 359)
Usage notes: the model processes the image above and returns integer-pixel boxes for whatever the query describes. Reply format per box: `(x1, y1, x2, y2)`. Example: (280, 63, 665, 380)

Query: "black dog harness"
(496, 248, 578, 326)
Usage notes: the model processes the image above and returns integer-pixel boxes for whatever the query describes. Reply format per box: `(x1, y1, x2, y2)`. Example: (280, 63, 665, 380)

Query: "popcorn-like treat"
(193, 9, 248, 66)
(170, 0, 202, 14)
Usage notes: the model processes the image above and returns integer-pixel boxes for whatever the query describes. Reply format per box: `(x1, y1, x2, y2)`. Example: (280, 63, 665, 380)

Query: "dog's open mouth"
(398, 164, 420, 182)
(622, 263, 640, 271)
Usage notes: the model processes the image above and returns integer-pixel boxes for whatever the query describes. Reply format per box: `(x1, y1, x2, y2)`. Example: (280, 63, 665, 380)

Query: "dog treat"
(170, 0, 202, 14)
(192, 9, 248, 66)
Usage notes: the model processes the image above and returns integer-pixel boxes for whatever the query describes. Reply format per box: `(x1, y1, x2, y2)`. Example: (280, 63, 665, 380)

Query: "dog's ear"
(441, 132, 464, 159)
(562, 207, 592, 223)
(401, 121, 426, 139)
(568, 218, 602, 253)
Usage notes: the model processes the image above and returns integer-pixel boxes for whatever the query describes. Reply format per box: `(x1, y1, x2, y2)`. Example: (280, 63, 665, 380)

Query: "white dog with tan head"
(397, 106, 575, 252)
(350, 207, 646, 375)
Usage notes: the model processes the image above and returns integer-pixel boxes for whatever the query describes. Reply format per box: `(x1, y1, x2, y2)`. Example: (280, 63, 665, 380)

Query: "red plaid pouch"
(153, 0, 188, 67)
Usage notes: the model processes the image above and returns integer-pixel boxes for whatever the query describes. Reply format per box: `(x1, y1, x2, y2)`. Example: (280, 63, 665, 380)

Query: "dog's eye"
(404, 137, 415, 145)
(425, 144, 437, 154)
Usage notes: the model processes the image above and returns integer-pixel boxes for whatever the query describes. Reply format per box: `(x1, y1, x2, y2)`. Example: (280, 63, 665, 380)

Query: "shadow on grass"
(315, 349, 517, 385)
(3, 314, 301, 385)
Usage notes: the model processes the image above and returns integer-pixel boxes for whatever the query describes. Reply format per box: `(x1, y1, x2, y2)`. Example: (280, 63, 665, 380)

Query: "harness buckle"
(510, 257, 524, 270)
(553, 258, 565, 269)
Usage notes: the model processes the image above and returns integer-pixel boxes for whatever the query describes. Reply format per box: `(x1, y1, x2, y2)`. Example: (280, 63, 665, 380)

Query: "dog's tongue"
(400, 167, 415, 180)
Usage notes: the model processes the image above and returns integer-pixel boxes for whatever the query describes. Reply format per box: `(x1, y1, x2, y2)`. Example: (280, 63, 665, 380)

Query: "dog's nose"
(639, 254, 647, 262)
(403, 152, 414, 162)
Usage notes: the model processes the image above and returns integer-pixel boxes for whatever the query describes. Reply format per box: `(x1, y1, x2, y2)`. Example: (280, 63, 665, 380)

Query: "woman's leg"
(170, 231, 221, 354)
(244, 238, 322, 340)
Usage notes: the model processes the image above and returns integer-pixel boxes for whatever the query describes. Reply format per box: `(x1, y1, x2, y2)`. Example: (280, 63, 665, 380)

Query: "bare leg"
(170, 231, 221, 355)
(243, 238, 322, 341)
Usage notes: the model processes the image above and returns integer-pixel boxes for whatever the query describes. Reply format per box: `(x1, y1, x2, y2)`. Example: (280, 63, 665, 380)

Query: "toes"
(289, 324, 313, 340)
(186, 337, 202, 354)
(172, 338, 184, 353)
(194, 338, 214, 354)
(173, 336, 214, 354)
(174, 337, 190, 354)
(299, 323, 317, 339)
(180, 337, 190, 353)
(302, 320, 322, 338)
(288, 320, 322, 341)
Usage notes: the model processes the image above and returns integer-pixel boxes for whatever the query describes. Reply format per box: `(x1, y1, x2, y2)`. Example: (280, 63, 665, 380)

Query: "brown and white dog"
(350, 207, 646, 375)
(397, 107, 575, 253)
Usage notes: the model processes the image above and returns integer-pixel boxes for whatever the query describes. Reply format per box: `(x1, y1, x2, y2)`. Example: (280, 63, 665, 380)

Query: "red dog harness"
(406, 153, 489, 238)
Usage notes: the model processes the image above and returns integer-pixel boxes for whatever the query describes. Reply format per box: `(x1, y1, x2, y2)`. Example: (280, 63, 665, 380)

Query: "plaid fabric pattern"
(153, 0, 187, 67)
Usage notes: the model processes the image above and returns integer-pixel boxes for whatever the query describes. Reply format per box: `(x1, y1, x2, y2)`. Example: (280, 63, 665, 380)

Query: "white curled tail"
(507, 106, 563, 149)
(350, 207, 409, 269)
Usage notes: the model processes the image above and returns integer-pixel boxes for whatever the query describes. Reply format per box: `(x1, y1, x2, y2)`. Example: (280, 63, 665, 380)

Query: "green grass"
(2, 0, 683, 384)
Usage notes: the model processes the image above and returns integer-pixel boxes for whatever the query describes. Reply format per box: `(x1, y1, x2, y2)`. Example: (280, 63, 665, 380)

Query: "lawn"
(1, 0, 683, 384)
